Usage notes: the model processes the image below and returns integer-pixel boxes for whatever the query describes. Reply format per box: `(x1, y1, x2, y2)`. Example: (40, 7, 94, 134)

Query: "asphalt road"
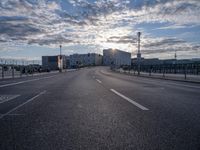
(0, 67, 200, 150)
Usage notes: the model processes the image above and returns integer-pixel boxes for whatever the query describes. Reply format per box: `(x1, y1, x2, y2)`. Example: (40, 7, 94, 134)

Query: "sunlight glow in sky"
(0, 0, 200, 60)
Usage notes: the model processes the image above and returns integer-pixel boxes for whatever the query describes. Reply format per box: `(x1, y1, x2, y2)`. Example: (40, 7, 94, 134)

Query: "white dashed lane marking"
(96, 79, 102, 84)
(110, 89, 149, 111)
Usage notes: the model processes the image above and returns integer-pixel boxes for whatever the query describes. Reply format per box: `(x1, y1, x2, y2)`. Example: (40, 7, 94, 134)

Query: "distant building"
(61, 55, 67, 69)
(132, 58, 161, 66)
(131, 57, 200, 74)
(65, 56, 70, 69)
(131, 58, 200, 66)
(42, 55, 66, 71)
(103, 49, 131, 67)
(69, 53, 103, 68)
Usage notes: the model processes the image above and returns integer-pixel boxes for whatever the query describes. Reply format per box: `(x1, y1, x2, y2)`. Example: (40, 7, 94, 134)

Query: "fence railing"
(112, 64, 200, 82)
(0, 65, 46, 79)
(0, 64, 77, 80)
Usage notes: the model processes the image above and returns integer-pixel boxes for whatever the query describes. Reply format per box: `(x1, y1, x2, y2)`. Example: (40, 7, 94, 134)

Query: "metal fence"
(0, 64, 42, 79)
(113, 63, 200, 81)
(0, 58, 43, 79)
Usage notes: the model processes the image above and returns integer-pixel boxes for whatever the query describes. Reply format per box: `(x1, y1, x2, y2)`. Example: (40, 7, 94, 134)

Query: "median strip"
(110, 89, 149, 111)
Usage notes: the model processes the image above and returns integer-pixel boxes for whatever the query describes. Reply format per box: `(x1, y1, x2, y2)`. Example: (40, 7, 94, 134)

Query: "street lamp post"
(59, 45, 62, 72)
(12, 60, 14, 78)
(60, 45, 62, 57)
(111, 49, 115, 70)
(174, 49, 177, 74)
(137, 32, 141, 75)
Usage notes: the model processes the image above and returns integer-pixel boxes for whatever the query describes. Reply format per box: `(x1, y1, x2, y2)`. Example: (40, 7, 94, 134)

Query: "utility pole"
(1, 59, 4, 79)
(32, 60, 34, 76)
(12, 60, 14, 78)
(137, 32, 141, 75)
(59, 45, 62, 72)
(175, 50, 177, 60)
(174, 49, 177, 74)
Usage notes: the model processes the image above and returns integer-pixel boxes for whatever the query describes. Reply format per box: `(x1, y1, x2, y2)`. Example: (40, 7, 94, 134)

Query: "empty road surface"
(0, 67, 200, 150)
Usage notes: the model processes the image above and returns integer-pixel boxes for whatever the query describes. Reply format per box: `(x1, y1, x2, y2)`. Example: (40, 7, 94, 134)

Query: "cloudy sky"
(0, 0, 200, 60)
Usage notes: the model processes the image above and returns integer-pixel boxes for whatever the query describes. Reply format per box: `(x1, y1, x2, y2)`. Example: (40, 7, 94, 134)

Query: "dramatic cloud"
(143, 38, 185, 48)
(107, 35, 137, 44)
(0, 0, 200, 59)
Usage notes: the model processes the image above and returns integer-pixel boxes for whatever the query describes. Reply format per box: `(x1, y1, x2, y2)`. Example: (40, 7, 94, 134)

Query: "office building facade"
(103, 49, 131, 67)
(42, 55, 66, 70)
(69, 53, 103, 68)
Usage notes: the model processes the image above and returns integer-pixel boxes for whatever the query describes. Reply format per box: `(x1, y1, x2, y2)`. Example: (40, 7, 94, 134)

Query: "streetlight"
(174, 49, 177, 74)
(60, 45, 62, 57)
(137, 32, 141, 75)
(111, 48, 115, 69)
(59, 45, 62, 72)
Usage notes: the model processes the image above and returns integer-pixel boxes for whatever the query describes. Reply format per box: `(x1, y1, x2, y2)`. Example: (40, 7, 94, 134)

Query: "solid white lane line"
(0, 90, 46, 119)
(96, 79, 102, 84)
(110, 89, 149, 111)
(0, 75, 57, 88)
